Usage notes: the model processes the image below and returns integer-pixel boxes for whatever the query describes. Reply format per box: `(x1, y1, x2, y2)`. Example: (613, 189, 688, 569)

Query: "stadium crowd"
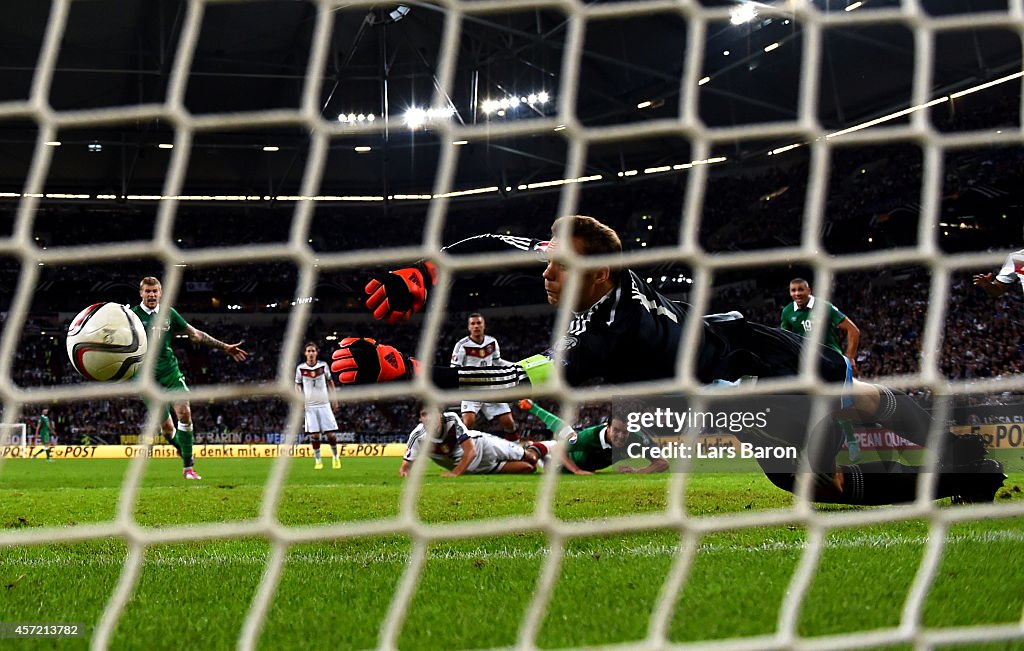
(6, 90, 1022, 443)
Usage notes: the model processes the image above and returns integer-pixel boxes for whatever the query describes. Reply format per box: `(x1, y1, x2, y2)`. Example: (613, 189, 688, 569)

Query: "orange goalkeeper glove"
(331, 338, 419, 384)
(365, 261, 438, 324)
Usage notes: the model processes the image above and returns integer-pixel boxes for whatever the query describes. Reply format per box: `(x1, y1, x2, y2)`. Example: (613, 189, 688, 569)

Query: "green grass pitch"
(1, 457, 1022, 650)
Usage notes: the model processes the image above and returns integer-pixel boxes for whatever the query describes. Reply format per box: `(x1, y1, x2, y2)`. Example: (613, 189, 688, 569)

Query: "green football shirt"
(130, 304, 189, 382)
(37, 414, 51, 443)
(566, 424, 654, 472)
(779, 295, 847, 355)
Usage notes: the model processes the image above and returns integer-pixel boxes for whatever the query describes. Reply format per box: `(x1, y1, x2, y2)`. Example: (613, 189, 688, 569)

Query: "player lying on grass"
(518, 399, 668, 475)
(401, 405, 541, 477)
(333, 216, 1005, 505)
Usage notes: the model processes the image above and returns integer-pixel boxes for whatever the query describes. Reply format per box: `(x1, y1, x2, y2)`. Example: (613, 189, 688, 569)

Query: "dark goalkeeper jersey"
(428, 235, 848, 390)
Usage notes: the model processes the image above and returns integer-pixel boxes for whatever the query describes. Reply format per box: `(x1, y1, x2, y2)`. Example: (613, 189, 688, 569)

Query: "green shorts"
(150, 371, 189, 420)
(40, 432, 51, 444)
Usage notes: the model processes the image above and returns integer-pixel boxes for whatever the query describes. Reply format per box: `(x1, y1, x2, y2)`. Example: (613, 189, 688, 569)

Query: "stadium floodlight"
(527, 93, 537, 104)
(730, 2, 758, 25)
(536, 91, 549, 103)
(389, 5, 410, 22)
(764, 42, 780, 53)
(723, 49, 731, 56)
(44, 141, 61, 146)
(357, 114, 366, 122)
(87, 141, 102, 152)
(367, 113, 375, 122)
(158, 143, 173, 149)
(404, 107, 427, 128)
(846, 1, 863, 10)
(637, 100, 653, 109)
(698, 76, 711, 85)
(262, 146, 279, 152)
(354, 146, 371, 153)
(347, 113, 356, 123)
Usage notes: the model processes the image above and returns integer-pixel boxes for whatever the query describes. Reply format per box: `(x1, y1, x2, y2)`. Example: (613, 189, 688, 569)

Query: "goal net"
(0, 423, 29, 458)
(0, 0, 1022, 649)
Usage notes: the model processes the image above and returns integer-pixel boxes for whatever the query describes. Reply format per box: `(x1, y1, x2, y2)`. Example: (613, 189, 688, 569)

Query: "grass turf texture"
(0, 458, 1022, 650)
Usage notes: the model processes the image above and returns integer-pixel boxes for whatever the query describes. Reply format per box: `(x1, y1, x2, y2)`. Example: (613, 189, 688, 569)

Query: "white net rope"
(0, 0, 1021, 649)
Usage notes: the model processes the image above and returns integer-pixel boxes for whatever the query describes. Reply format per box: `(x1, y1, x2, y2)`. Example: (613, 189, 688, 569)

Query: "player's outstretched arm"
(365, 234, 549, 323)
(332, 338, 544, 391)
(442, 439, 477, 477)
(365, 261, 438, 324)
(186, 325, 248, 361)
(331, 338, 419, 384)
(618, 458, 669, 474)
(972, 272, 1011, 298)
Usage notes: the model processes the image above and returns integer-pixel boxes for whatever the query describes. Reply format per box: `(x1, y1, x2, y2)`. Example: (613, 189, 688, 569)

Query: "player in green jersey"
(519, 399, 668, 475)
(781, 278, 863, 461)
(32, 407, 56, 461)
(132, 276, 248, 480)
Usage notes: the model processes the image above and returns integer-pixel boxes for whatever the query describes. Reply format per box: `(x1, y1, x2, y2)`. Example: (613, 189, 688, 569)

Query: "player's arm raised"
(972, 272, 1012, 298)
(364, 234, 548, 324)
(186, 325, 248, 362)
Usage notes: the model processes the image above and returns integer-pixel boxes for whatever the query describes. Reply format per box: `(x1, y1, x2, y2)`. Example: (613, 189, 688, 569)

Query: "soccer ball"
(66, 303, 148, 382)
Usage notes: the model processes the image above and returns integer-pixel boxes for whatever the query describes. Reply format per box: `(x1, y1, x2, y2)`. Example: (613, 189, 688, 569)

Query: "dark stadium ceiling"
(0, 0, 1018, 200)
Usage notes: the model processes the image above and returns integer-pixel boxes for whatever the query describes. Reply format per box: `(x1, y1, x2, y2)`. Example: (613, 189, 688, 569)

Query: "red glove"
(365, 261, 438, 324)
(331, 338, 419, 384)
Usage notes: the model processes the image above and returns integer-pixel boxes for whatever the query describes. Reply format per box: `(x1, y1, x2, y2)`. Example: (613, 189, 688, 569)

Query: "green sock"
(45, 448, 51, 460)
(528, 403, 570, 434)
(164, 433, 182, 454)
(177, 426, 194, 468)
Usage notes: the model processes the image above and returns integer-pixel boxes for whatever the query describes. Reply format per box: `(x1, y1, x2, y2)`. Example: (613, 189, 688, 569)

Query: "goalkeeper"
(518, 399, 667, 475)
(332, 216, 1004, 506)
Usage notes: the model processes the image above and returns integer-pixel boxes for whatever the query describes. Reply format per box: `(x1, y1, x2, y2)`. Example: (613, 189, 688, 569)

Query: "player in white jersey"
(450, 313, 518, 440)
(973, 248, 1024, 298)
(399, 406, 540, 477)
(295, 342, 340, 469)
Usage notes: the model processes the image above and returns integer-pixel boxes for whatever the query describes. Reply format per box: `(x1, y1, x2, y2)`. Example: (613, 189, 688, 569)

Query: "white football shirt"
(295, 361, 331, 407)
(451, 334, 503, 368)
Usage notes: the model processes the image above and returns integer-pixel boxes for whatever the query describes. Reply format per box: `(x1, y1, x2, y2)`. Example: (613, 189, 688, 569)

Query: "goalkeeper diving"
(331, 216, 1005, 506)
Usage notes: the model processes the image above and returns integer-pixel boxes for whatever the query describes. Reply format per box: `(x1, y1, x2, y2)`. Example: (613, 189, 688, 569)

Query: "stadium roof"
(0, 0, 1019, 200)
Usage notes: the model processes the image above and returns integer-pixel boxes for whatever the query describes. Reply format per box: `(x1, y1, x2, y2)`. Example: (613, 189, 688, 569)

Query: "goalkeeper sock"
(177, 423, 195, 468)
(836, 462, 921, 505)
(837, 461, 975, 505)
(872, 386, 933, 447)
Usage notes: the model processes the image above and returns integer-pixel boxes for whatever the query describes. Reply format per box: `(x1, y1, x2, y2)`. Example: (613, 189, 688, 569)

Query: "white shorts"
(304, 405, 338, 434)
(466, 434, 525, 474)
(461, 401, 512, 421)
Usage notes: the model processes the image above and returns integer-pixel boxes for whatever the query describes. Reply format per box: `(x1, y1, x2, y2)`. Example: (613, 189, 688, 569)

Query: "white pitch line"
(2, 529, 1022, 568)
